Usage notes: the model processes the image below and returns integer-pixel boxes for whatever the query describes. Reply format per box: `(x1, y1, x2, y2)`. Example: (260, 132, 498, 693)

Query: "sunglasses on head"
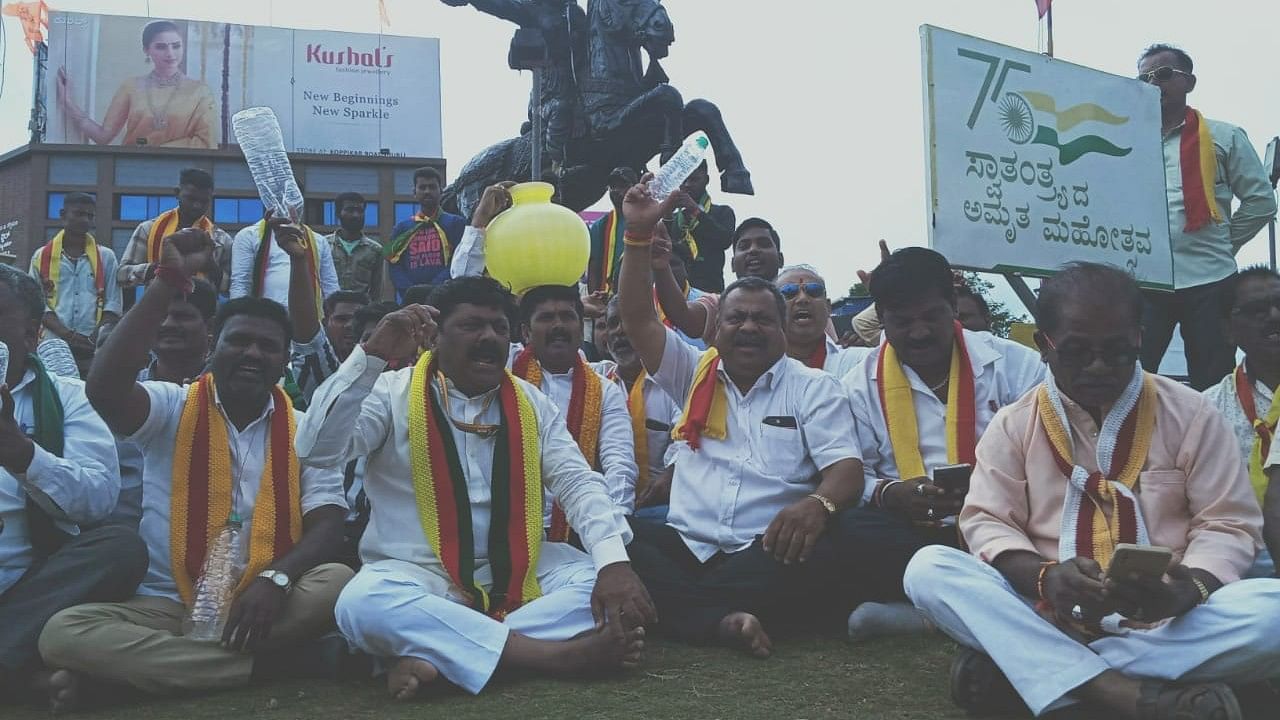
(778, 282, 826, 300)
(1138, 66, 1190, 83)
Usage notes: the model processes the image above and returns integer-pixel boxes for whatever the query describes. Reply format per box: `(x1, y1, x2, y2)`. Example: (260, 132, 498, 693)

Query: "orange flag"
(2, 1, 50, 54)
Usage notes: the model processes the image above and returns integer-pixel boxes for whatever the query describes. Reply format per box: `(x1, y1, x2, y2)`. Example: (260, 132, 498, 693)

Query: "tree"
(961, 272, 1028, 339)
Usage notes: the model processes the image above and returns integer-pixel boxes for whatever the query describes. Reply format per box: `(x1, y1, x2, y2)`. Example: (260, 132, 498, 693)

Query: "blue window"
(213, 198, 265, 225)
(394, 202, 419, 224)
(117, 194, 178, 222)
(321, 200, 379, 227)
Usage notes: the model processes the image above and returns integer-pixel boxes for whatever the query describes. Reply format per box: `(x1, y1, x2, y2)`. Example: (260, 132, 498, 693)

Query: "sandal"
(1137, 680, 1242, 720)
(948, 646, 1027, 716)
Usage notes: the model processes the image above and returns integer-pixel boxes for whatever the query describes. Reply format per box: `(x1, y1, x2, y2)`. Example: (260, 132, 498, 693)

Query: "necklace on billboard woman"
(146, 71, 184, 130)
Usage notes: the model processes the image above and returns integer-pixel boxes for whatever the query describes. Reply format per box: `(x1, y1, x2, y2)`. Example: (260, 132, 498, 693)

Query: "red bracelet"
(153, 265, 194, 294)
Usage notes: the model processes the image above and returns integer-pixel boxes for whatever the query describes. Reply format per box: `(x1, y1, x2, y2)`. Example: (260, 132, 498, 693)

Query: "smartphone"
(1106, 543, 1173, 582)
(932, 463, 972, 495)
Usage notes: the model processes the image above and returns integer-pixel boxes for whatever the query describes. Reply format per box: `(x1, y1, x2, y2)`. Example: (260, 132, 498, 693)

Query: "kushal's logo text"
(305, 44, 393, 68)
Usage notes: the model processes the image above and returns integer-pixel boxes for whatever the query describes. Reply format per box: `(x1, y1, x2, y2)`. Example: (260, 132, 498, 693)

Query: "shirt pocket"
(754, 421, 806, 479)
(1136, 469, 1190, 553)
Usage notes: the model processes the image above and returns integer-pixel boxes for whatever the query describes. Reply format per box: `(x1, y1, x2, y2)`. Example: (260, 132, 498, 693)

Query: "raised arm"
(651, 224, 710, 340)
(277, 220, 320, 343)
(451, 183, 514, 278)
(618, 179, 680, 375)
(86, 228, 213, 436)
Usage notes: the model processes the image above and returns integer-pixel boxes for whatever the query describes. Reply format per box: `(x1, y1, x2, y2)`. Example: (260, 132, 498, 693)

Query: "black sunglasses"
(1138, 66, 1191, 83)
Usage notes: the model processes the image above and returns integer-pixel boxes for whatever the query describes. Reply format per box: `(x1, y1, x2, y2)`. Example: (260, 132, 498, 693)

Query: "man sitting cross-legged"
(295, 276, 654, 700)
(0, 265, 145, 708)
(905, 262, 1280, 720)
(39, 229, 352, 709)
(617, 177, 896, 657)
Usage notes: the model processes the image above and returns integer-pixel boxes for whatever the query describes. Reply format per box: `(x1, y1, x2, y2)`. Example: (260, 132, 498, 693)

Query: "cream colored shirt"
(962, 372, 1262, 584)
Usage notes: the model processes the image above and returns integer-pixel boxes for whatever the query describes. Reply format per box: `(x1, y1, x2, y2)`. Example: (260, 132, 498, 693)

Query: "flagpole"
(1046, 3, 1055, 57)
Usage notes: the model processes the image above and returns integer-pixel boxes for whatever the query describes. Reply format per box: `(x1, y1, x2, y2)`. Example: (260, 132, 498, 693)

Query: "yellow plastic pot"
(484, 182, 590, 295)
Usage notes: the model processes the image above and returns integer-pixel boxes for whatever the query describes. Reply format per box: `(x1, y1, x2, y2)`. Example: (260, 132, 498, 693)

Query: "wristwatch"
(807, 493, 837, 515)
(257, 569, 292, 592)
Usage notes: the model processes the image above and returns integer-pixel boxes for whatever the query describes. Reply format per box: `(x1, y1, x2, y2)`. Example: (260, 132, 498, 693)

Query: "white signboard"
(45, 12, 442, 158)
(922, 25, 1172, 289)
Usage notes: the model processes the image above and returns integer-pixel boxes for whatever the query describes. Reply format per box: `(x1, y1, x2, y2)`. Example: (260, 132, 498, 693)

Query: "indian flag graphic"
(998, 91, 1131, 165)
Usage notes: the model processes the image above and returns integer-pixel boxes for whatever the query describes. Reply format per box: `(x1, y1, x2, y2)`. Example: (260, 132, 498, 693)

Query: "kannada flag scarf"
(671, 193, 712, 261)
(407, 351, 543, 618)
(385, 213, 450, 265)
(588, 210, 625, 295)
(146, 208, 214, 264)
(1233, 364, 1278, 503)
(672, 348, 729, 450)
(512, 347, 603, 541)
(37, 231, 106, 323)
(170, 374, 303, 606)
(876, 322, 977, 480)
(804, 341, 829, 370)
(253, 221, 323, 319)
(1038, 364, 1156, 571)
(1179, 107, 1223, 233)
(627, 373, 651, 499)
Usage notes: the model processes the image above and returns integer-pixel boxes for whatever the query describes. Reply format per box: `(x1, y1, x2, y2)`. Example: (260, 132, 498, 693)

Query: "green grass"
(8, 636, 1002, 719)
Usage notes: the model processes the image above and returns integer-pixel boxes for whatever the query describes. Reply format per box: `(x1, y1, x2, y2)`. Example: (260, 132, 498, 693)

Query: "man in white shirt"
(843, 248, 1045, 641)
(1205, 267, 1280, 577)
(39, 230, 351, 709)
(776, 264, 869, 377)
(617, 181, 870, 658)
(0, 266, 144, 705)
(230, 214, 340, 312)
(296, 275, 653, 700)
(1136, 44, 1277, 390)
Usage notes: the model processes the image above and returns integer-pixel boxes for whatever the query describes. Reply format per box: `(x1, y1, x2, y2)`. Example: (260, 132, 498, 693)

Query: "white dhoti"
(904, 545, 1280, 717)
(335, 543, 598, 694)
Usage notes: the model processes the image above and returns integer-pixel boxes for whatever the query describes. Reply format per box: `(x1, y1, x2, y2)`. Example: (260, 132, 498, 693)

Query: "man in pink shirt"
(904, 262, 1278, 720)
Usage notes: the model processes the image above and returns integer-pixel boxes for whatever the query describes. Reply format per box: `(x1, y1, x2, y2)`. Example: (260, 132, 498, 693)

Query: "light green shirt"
(1162, 116, 1277, 289)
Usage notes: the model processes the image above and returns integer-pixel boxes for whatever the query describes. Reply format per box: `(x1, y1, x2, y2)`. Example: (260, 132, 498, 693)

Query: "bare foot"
(33, 668, 81, 714)
(560, 620, 646, 674)
(718, 612, 772, 659)
(386, 657, 439, 701)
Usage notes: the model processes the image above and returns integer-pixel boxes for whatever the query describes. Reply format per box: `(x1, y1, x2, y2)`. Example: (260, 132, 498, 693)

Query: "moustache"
(468, 343, 505, 363)
(734, 333, 766, 347)
(547, 329, 573, 344)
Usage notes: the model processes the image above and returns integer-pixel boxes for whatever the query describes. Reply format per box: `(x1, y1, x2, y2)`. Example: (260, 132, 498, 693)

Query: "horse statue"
(440, 0, 754, 218)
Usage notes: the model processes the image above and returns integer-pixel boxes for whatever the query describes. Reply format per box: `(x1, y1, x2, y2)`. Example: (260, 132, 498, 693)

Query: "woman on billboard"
(55, 20, 218, 148)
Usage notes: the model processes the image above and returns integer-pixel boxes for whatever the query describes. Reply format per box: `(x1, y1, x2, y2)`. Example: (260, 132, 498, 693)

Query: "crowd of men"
(1, 42, 1279, 720)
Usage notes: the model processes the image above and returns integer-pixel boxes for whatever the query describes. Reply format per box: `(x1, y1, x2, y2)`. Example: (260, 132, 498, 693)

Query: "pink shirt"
(961, 372, 1262, 585)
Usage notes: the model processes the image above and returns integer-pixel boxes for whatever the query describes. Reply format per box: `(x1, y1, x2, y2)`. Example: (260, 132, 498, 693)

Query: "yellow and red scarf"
(511, 347, 603, 541)
(408, 351, 542, 618)
(804, 342, 828, 370)
(876, 322, 977, 480)
(386, 213, 450, 265)
(588, 210, 624, 296)
(147, 208, 214, 264)
(1233, 364, 1278, 503)
(627, 372, 651, 499)
(170, 375, 302, 606)
(253, 220, 323, 318)
(37, 231, 106, 323)
(1179, 107, 1223, 233)
(671, 193, 711, 261)
(672, 348, 729, 451)
(1038, 366, 1156, 570)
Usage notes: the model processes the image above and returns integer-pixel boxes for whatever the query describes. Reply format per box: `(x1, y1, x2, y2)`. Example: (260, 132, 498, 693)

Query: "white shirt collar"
(870, 329, 1000, 382)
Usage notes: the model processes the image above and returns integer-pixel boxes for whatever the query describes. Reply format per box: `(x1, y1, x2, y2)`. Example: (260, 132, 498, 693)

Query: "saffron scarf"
(672, 348, 728, 450)
(588, 210, 624, 295)
(876, 322, 977, 480)
(1179, 107, 1223, 233)
(671, 193, 712, 261)
(170, 375, 303, 606)
(628, 373, 651, 498)
(25, 356, 69, 557)
(385, 213, 449, 265)
(407, 351, 542, 618)
(804, 341, 828, 370)
(1233, 364, 1278, 503)
(37, 232, 106, 323)
(146, 208, 214, 264)
(511, 347, 603, 541)
(1038, 365, 1156, 571)
(253, 221, 323, 319)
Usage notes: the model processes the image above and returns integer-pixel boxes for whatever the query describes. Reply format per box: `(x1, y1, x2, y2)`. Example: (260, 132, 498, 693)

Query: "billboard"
(921, 26, 1173, 289)
(43, 12, 441, 158)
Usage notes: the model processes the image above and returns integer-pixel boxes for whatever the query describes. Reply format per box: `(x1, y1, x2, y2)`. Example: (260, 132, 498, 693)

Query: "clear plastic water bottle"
(232, 107, 304, 223)
(37, 338, 80, 379)
(182, 514, 247, 642)
(647, 131, 712, 202)
(0, 342, 9, 388)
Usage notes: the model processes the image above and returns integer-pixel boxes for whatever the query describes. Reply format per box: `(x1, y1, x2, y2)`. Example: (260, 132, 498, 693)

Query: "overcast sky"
(2, 0, 1276, 310)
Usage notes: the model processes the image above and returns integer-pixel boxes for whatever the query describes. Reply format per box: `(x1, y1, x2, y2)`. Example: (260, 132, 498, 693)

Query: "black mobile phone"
(932, 463, 973, 495)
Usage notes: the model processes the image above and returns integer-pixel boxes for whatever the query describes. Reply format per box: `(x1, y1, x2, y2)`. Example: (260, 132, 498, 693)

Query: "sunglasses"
(1043, 334, 1139, 369)
(1138, 66, 1191, 83)
(778, 282, 826, 300)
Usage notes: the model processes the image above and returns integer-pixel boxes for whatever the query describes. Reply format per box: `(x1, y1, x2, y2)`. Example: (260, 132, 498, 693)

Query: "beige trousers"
(37, 563, 353, 694)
